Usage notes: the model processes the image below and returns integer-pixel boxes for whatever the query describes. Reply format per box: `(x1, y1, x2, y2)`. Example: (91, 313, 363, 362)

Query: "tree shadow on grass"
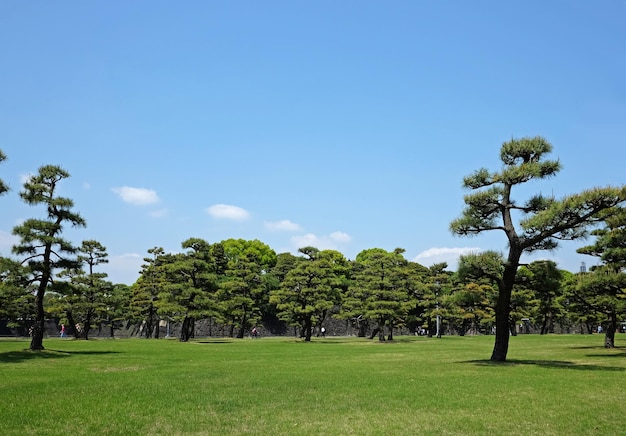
(585, 352, 626, 358)
(0, 349, 120, 364)
(462, 359, 625, 372)
(569, 345, 622, 350)
(569, 345, 626, 358)
(197, 341, 234, 344)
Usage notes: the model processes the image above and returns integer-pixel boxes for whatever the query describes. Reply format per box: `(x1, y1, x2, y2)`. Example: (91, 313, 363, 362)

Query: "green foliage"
(218, 252, 265, 337)
(129, 247, 165, 338)
(457, 251, 504, 285)
(343, 248, 421, 341)
(267, 252, 299, 285)
(517, 261, 563, 334)
(453, 253, 500, 334)
(566, 269, 626, 343)
(418, 265, 454, 337)
(570, 208, 626, 346)
(52, 240, 112, 339)
(449, 282, 495, 334)
(156, 238, 219, 341)
(270, 247, 348, 341)
(578, 206, 626, 270)
(221, 238, 277, 271)
(0, 257, 34, 325)
(521, 187, 626, 250)
(217, 239, 277, 338)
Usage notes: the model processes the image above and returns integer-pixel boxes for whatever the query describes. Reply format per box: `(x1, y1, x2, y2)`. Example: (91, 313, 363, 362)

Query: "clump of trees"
(1, 141, 625, 356)
(567, 207, 626, 348)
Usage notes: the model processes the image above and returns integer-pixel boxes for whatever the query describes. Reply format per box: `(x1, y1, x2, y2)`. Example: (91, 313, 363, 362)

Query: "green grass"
(1, 334, 625, 435)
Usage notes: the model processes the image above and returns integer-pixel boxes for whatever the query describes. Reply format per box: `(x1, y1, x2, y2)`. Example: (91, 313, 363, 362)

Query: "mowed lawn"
(1, 334, 625, 435)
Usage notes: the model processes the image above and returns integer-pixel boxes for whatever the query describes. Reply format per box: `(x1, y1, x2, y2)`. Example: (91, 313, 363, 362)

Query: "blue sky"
(1, 1, 625, 285)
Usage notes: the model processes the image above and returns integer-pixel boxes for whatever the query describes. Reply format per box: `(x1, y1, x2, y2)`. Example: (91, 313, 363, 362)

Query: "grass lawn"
(1, 334, 625, 435)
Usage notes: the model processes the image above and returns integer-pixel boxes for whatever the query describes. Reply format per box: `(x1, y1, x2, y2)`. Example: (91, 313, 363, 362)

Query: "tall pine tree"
(451, 137, 625, 361)
(12, 165, 86, 350)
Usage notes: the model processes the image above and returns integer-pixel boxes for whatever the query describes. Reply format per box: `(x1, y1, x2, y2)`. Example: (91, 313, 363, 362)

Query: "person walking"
(60, 324, 66, 338)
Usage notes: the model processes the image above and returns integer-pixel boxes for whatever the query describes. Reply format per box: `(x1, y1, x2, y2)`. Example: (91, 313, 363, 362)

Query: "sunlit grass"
(1, 334, 625, 435)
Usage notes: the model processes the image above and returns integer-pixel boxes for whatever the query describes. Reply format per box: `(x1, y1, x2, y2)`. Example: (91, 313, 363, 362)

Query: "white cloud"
(291, 233, 321, 248)
(112, 186, 160, 205)
(83, 182, 91, 190)
(264, 219, 302, 232)
(102, 253, 143, 285)
(413, 247, 482, 270)
(330, 231, 351, 243)
(206, 204, 250, 221)
(291, 231, 352, 252)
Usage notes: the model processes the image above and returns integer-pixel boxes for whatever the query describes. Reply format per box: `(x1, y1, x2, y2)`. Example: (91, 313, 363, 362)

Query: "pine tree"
(12, 165, 86, 350)
(451, 137, 625, 361)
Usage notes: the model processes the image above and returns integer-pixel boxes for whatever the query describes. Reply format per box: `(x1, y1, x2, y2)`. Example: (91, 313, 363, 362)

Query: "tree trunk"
(490, 258, 520, 362)
(84, 310, 93, 340)
(604, 331, 615, 348)
(357, 320, 368, 337)
(540, 315, 548, 335)
(153, 316, 160, 339)
(66, 310, 80, 339)
(144, 307, 154, 338)
(237, 313, 247, 339)
(180, 318, 188, 342)
(509, 319, 517, 337)
(30, 286, 46, 350)
(180, 316, 194, 342)
(547, 314, 555, 334)
(304, 317, 312, 342)
(605, 313, 617, 348)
